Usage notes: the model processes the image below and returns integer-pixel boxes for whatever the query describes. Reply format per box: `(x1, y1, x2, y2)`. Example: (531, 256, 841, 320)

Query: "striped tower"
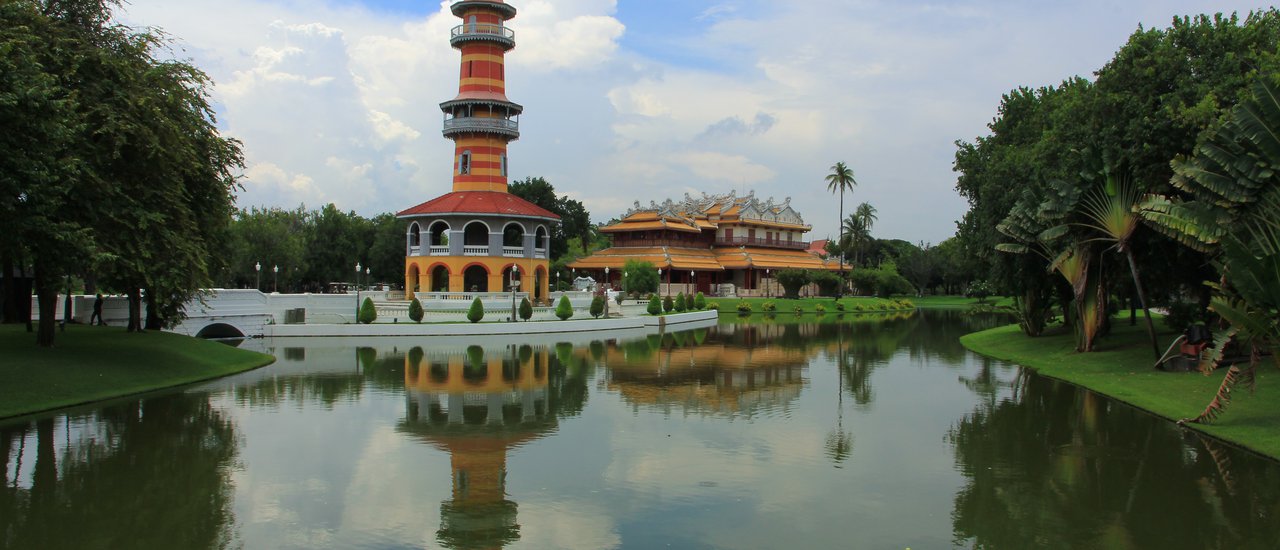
(399, 1, 559, 304)
(444, 0, 520, 192)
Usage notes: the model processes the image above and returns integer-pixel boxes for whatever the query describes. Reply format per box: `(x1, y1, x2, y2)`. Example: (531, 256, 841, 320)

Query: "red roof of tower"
(397, 191, 560, 220)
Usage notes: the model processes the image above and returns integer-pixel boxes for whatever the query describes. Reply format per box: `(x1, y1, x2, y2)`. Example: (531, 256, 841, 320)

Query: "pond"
(2, 310, 1278, 549)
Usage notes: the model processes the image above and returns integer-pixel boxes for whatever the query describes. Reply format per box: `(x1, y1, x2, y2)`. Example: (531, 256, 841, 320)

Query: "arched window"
(463, 221, 489, 246)
(428, 221, 450, 246)
(459, 150, 471, 175)
(503, 222, 525, 248)
(408, 222, 421, 247)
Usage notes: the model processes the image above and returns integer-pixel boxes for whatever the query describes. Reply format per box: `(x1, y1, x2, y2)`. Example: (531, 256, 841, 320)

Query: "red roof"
(397, 191, 560, 220)
(808, 239, 829, 254)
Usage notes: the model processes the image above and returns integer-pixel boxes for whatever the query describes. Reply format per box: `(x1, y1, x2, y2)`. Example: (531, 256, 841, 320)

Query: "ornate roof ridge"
(623, 190, 803, 225)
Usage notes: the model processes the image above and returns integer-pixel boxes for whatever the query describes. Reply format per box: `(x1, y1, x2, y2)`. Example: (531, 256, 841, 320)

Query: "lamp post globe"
(255, 262, 261, 291)
(273, 265, 279, 293)
(354, 262, 362, 320)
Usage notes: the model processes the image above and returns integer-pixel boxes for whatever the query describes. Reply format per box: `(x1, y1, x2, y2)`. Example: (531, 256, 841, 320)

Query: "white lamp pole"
(254, 262, 261, 291)
(511, 265, 519, 321)
(273, 265, 279, 293)
(355, 262, 362, 320)
(604, 266, 610, 318)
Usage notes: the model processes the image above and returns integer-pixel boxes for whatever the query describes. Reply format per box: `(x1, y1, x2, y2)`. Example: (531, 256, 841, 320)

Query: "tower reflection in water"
(398, 343, 560, 549)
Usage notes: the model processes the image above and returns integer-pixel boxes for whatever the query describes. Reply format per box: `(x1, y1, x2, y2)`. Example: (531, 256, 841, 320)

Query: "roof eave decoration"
(622, 191, 806, 228)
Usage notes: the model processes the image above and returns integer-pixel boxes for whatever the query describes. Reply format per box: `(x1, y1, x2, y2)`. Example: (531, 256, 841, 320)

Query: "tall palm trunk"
(1122, 247, 1160, 358)
(837, 192, 845, 297)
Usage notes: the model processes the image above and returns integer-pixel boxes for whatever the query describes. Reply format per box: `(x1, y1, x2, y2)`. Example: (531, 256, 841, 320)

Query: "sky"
(119, 0, 1270, 246)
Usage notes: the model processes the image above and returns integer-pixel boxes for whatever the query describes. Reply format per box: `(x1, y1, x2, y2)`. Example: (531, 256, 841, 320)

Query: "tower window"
(459, 150, 471, 175)
(500, 154, 508, 177)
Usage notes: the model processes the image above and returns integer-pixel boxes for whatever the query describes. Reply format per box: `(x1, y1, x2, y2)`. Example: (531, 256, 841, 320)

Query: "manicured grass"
(961, 320, 1280, 460)
(0, 324, 275, 419)
(707, 296, 913, 313)
(908, 294, 1014, 308)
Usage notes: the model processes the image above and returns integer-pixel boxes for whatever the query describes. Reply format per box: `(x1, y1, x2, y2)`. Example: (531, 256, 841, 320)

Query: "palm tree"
(825, 162, 857, 294)
(852, 202, 877, 265)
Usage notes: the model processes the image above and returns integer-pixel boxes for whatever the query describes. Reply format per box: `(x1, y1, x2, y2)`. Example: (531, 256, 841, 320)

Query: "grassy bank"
(707, 296, 913, 313)
(909, 295, 1014, 308)
(961, 320, 1280, 460)
(0, 324, 275, 419)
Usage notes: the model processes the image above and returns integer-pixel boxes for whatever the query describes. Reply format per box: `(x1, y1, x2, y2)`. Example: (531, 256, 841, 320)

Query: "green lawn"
(0, 324, 275, 419)
(961, 320, 1280, 460)
(908, 294, 1014, 308)
(707, 296, 913, 313)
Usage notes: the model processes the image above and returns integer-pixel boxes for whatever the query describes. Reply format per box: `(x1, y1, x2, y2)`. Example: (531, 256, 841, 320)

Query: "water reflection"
(0, 396, 237, 549)
(949, 373, 1280, 549)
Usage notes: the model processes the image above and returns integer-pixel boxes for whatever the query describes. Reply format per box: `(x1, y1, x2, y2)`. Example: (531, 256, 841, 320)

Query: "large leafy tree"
(2, 0, 242, 342)
(508, 176, 593, 259)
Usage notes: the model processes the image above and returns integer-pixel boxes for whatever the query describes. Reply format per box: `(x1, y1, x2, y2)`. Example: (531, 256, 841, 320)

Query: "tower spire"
(442, 1, 522, 193)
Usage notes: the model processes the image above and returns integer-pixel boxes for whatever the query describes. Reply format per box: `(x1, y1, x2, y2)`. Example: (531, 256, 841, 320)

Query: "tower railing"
(450, 23, 515, 47)
(443, 116, 519, 138)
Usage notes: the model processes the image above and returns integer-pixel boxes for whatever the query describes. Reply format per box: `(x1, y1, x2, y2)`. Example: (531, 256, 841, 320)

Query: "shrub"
(835, 302, 845, 311)
(811, 270, 843, 296)
(359, 297, 377, 324)
(966, 280, 993, 303)
(1163, 300, 1211, 330)
(590, 295, 605, 318)
(762, 301, 777, 312)
(622, 259, 660, 295)
(408, 297, 424, 323)
(694, 292, 706, 310)
(556, 295, 574, 320)
(663, 295, 674, 312)
(736, 300, 752, 314)
(675, 292, 687, 312)
(815, 303, 826, 313)
(775, 269, 811, 299)
(794, 306, 803, 315)
(519, 297, 533, 321)
(467, 297, 484, 323)
(615, 292, 623, 306)
(707, 302, 720, 311)
(647, 295, 662, 315)
(467, 345, 484, 370)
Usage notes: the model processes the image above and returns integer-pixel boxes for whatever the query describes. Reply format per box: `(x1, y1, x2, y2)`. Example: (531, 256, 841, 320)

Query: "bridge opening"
(196, 323, 247, 339)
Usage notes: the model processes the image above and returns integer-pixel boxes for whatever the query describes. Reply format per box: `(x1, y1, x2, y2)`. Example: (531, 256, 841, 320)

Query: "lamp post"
(355, 262, 362, 321)
(273, 265, 279, 293)
(365, 267, 371, 290)
(510, 265, 520, 321)
(766, 268, 771, 299)
(255, 262, 261, 291)
(604, 266, 610, 318)
(657, 268, 662, 298)
(689, 270, 695, 297)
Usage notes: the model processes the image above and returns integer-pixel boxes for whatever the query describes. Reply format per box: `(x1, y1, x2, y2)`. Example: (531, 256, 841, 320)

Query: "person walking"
(91, 294, 105, 326)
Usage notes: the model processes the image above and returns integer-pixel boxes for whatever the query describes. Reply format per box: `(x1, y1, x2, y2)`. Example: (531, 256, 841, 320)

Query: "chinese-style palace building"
(569, 191, 840, 296)
(398, 0, 557, 303)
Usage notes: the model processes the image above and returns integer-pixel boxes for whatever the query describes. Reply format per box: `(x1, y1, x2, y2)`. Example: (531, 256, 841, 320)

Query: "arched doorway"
(408, 263, 421, 293)
(464, 264, 489, 292)
(464, 221, 488, 248)
(501, 265, 522, 292)
(428, 221, 449, 247)
(431, 265, 450, 292)
(534, 266, 546, 303)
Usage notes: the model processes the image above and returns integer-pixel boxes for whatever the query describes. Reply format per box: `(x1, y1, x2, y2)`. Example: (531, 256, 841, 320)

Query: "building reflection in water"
(397, 343, 560, 550)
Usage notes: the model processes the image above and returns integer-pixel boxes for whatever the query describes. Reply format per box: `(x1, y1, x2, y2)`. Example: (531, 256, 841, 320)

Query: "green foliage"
(762, 301, 777, 312)
(467, 297, 484, 323)
(966, 281, 994, 303)
(358, 297, 377, 324)
(519, 297, 533, 321)
(1163, 300, 1211, 330)
(674, 292, 687, 312)
(707, 302, 720, 311)
(836, 302, 846, 311)
(647, 295, 662, 315)
(466, 345, 484, 370)
(694, 292, 706, 310)
(509, 176, 594, 259)
(815, 303, 826, 314)
(589, 295, 605, 318)
(663, 295, 674, 312)
(556, 295, 574, 320)
(810, 270, 843, 296)
(736, 300, 752, 314)
(775, 269, 811, 299)
(408, 298, 424, 323)
(622, 259, 659, 295)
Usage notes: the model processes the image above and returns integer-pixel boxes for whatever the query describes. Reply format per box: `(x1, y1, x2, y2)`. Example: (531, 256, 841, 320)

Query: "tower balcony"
(450, 24, 515, 49)
(443, 116, 520, 139)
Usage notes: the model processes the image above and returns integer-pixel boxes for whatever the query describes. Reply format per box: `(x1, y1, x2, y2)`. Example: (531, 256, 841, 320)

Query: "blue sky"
(121, 0, 1272, 246)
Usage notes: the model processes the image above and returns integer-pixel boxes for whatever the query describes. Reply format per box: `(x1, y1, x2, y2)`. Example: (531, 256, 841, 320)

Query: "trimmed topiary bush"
(736, 300, 752, 315)
(794, 306, 803, 315)
(590, 295, 605, 318)
(467, 297, 484, 323)
(359, 297, 377, 324)
(408, 298, 424, 323)
(694, 292, 706, 310)
(762, 301, 777, 312)
(815, 303, 826, 314)
(647, 295, 662, 315)
(674, 292, 687, 312)
(519, 297, 533, 321)
(663, 295, 674, 312)
(556, 295, 574, 320)
(835, 302, 845, 312)
(707, 302, 720, 311)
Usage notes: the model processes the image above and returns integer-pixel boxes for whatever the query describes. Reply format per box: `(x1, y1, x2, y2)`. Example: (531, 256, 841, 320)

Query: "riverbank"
(264, 309, 718, 337)
(707, 296, 914, 313)
(961, 321, 1280, 460)
(0, 324, 275, 420)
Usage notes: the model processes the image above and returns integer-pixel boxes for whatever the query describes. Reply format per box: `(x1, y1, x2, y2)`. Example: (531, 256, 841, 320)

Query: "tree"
(647, 295, 662, 315)
(555, 295, 573, 320)
(509, 176, 594, 259)
(825, 162, 857, 290)
(674, 292, 687, 312)
(467, 297, 484, 323)
(775, 269, 811, 299)
(408, 298, 424, 323)
(662, 295, 674, 313)
(358, 297, 376, 324)
(621, 259, 658, 296)
(519, 297, 533, 321)
(589, 295, 604, 318)
(850, 203, 877, 266)
(1077, 173, 1159, 357)
(897, 242, 936, 296)
(694, 292, 707, 310)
